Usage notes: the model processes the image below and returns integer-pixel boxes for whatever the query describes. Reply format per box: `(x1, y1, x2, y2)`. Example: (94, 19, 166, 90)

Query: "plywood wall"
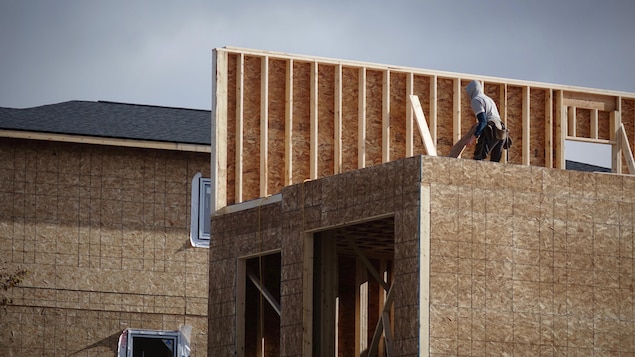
(212, 47, 635, 210)
(0, 139, 210, 356)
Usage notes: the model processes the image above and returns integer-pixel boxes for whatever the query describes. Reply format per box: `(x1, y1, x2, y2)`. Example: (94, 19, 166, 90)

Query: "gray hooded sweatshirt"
(466, 80, 502, 136)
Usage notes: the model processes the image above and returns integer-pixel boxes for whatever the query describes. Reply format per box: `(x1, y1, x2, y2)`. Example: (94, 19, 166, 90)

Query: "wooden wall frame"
(211, 47, 635, 211)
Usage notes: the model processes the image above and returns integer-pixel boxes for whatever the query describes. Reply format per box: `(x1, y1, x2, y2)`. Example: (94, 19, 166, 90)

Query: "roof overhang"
(0, 129, 211, 153)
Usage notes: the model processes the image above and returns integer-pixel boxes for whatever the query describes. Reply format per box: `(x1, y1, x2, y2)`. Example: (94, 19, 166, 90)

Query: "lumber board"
(211, 48, 228, 211)
(545, 89, 553, 168)
(358, 67, 367, 169)
(618, 123, 635, 174)
(382, 70, 390, 163)
(235, 54, 244, 202)
(284, 59, 293, 185)
(406, 73, 414, 156)
(260, 56, 268, 197)
(522, 86, 530, 165)
(408, 95, 437, 156)
(446, 123, 477, 158)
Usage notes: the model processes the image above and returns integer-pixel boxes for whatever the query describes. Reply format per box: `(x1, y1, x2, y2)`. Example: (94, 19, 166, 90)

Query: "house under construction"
(207, 47, 635, 356)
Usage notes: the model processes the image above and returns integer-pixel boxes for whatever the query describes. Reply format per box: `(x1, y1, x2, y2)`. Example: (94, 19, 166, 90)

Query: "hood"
(466, 80, 483, 100)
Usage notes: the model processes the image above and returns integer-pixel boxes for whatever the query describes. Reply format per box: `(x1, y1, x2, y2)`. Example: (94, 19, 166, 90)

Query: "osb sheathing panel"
(214, 48, 635, 209)
(0, 139, 210, 356)
(341, 67, 359, 172)
(292, 61, 311, 185)
(530, 88, 547, 167)
(506, 85, 523, 165)
(425, 157, 635, 356)
(365, 69, 383, 167)
(208, 156, 424, 356)
(390, 72, 407, 161)
(243, 55, 262, 200)
(319, 64, 335, 177)
(268, 58, 286, 194)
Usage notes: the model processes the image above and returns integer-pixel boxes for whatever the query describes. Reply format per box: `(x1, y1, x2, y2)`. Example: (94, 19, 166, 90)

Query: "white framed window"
(190, 173, 211, 248)
(118, 328, 190, 357)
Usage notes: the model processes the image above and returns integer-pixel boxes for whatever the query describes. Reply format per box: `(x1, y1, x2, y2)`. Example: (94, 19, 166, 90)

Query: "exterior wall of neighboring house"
(207, 155, 635, 356)
(0, 138, 210, 356)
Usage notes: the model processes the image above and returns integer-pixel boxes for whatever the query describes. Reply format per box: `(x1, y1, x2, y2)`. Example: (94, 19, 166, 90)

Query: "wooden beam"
(260, 56, 269, 197)
(522, 86, 530, 165)
(611, 100, 622, 174)
(568, 106, 577, 137)
(236, 53, 245, 203)
(618, 123, 635, 174)
(554, 90, 566, 169)
(563, 91, 617, 111)
(302, 233, 314, 356)
(310, 61, 319, 179)
(211, 48, 228, 212)
(367, 283, 394, 357)
(500, 83, 508, 163)
(420, 183, 431, 357)
(453, 78, 461, 144)
(358, 67, 367, 169)
(430, 75, 438, 144)
(0, 130, 211, 153)
(382, 70, 391, 163)
(284, 59, 293, 186)
(406, 72, 414, 156)
(344, 233, 389, 291)
(545, 89, 553, 168)
(590, 109, 599, 140)
(247, 270, 281, 316)
(408, 95, 438, 156)
(334, 64, 343, 174)
(355, 259, 368, 356)
(447, 124, 477, 158)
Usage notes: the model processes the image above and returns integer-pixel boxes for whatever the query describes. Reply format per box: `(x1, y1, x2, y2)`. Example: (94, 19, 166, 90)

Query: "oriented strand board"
(412, 75, 431, 156)
(268, 59, 286, 195)
(390, 72, 407, 161)
(436, 78, 455, 155)
(365, 70, 383, 167)
(530, 88, 546, 166)
(292, 62, 311, 184)
(506, 86, 523, 165)
(341, 67, 359, 173)
(318, 64, 335, 178)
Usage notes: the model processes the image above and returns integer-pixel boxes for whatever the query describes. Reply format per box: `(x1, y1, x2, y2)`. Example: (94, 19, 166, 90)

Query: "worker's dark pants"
(473, 125, 505, 162)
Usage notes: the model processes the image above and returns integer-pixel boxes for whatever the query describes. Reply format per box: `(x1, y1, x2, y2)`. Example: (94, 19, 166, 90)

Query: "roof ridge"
(96, 100, 210, 112)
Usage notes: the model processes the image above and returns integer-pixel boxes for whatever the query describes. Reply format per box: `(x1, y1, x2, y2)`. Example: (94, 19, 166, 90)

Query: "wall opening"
(565, 140, 612, 172)
(238, 252, 281, 357)
(311, 217, 395, 357)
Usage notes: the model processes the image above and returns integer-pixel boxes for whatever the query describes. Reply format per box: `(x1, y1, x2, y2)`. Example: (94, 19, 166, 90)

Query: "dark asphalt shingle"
(0, 100, 211, 145)
(566, 160, 611, 173)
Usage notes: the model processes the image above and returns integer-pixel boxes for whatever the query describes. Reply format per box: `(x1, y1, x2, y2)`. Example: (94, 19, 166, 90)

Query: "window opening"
(118, 327, 191, 357)
(190, 173, 211, 247)
(565, 140, 611, 172)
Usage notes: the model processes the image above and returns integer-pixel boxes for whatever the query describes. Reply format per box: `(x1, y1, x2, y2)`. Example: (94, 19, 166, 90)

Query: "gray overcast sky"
(1, 0, 633, 166)
(1, 0, 634, 110)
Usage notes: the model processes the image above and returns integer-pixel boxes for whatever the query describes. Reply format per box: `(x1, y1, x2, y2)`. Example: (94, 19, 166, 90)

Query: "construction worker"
(465, 80, 510, 161)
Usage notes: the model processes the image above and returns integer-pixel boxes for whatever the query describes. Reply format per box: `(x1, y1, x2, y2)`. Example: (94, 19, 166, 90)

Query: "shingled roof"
(0, 100, 211, 145)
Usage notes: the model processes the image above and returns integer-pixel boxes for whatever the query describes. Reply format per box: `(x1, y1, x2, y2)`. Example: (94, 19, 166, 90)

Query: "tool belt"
(489, 120, 508, 140)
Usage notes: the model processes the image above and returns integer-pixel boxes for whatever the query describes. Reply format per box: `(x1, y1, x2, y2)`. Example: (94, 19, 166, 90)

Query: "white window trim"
(190, 173, 211, 248)
(118, 328, 191, 357)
